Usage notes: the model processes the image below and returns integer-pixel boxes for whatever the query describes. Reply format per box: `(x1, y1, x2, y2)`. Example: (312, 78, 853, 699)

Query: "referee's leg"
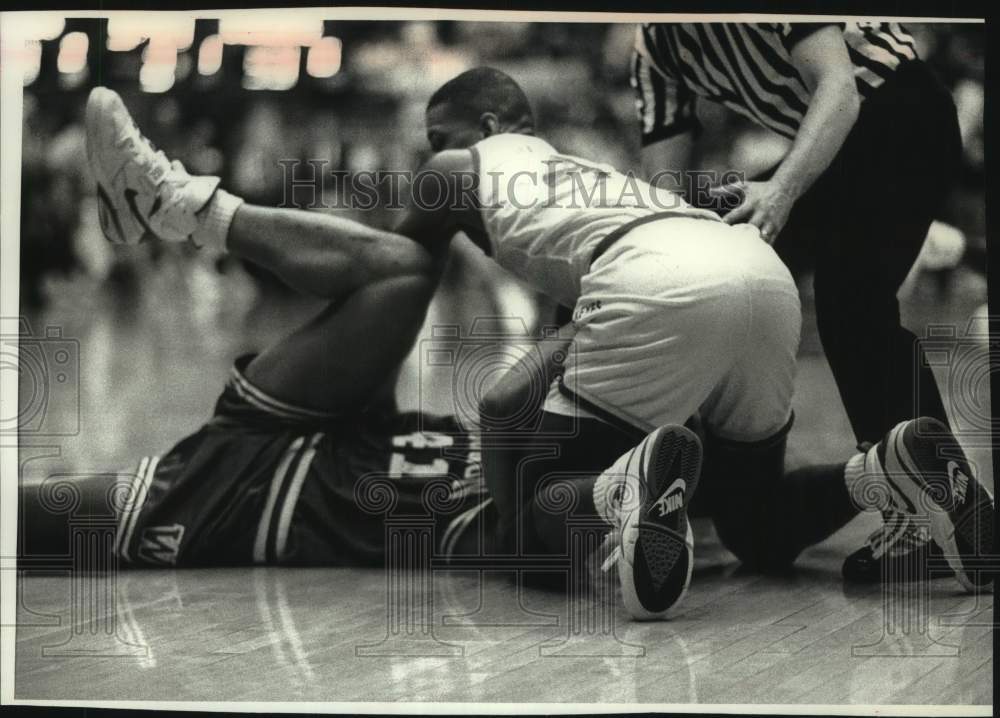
(771, 85, 959, 444)
(813, 224, 948, 446)
(806, 88, 960, 444)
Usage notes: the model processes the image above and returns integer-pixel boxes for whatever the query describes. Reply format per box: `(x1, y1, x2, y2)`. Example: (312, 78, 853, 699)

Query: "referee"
(632, 22, 960, 446)
(630, 22, 965, 577)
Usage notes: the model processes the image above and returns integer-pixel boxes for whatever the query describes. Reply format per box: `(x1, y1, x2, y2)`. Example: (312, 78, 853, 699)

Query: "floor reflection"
(16, 547, 992, 704)
(13, 235, 993, 706)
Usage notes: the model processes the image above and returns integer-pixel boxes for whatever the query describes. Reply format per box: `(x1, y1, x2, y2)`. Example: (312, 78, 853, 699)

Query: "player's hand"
(721, 180, 797, 244)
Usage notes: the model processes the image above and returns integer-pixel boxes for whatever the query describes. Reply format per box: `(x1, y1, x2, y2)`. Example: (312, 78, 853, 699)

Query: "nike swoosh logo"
(124, 188, 156, 237)
(663, 477, 686, 499)
(97, 183, 125, 243)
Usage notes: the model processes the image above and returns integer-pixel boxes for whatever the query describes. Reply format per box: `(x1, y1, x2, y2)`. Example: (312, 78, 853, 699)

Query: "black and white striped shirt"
(632, 22, 919, 143)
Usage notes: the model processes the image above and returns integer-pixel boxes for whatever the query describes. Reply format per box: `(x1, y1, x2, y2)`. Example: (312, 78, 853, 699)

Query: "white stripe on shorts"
(230, 367, 338, 422)
(275, 432, 324, 562)
(254, 436, 305, 564)
(115, 456, 148, 558)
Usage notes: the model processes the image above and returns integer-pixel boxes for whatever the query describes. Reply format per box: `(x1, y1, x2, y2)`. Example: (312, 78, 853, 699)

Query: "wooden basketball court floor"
(11, 253, 995, 707)
(13, 521, 995, 705)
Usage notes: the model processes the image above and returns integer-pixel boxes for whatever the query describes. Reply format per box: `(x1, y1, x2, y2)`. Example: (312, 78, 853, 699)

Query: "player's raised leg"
(86, 86, 439, 413)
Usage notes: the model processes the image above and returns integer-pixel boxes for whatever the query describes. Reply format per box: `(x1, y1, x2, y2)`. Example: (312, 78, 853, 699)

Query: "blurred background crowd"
(12, 15, 989, 475)
(20, 16, 985, 309)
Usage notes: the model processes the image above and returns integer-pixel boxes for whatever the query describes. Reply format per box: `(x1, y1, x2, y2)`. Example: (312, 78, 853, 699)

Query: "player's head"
(425, 67, 534, 152)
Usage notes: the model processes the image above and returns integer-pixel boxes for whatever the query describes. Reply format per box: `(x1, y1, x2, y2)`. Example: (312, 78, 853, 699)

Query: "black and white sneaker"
(852, 417, 995, 592)
(598, 424, 702, 620)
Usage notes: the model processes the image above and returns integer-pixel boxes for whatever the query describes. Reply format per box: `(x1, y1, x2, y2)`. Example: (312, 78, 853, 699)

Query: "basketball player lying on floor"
(20, 77, 992, 620)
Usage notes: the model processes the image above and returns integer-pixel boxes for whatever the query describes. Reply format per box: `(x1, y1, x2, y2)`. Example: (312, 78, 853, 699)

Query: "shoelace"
(157, 159, 191, 194)
(866, 511, 931, 560)
(115, 120, 175, 186)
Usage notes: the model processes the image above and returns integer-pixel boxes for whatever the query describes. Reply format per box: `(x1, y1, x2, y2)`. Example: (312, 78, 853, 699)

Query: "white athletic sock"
(191, 189, 244, 252)
(843, 446, 890, 511)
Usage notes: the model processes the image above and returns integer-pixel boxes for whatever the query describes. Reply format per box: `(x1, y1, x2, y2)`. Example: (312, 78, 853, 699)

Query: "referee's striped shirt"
(632, 22, 919, 143)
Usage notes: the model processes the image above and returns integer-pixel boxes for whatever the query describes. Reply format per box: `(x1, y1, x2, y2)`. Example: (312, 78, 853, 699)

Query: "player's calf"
(700, 426, 794, 570)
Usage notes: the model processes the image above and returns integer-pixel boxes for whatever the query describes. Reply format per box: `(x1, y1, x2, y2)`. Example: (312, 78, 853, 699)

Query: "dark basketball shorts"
(114, 356, 494, 567)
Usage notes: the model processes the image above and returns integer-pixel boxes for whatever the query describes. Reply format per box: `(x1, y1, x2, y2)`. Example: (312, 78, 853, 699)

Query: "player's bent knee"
(384, 235, 437, 279)
(376, 272, 437, 309)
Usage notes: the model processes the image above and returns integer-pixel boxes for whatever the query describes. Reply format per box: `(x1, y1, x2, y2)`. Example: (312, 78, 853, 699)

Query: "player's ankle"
(844, 447, 888, 511)
(191, 189, 244, 252)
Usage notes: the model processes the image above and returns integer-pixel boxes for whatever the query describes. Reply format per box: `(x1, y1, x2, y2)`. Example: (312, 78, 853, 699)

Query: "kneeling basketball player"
(420, 68, 993, 608)
(20, 81, 993, 625)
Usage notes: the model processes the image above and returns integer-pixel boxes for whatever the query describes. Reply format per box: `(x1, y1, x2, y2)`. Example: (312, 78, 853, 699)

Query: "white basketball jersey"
(471, 133, 718, 306)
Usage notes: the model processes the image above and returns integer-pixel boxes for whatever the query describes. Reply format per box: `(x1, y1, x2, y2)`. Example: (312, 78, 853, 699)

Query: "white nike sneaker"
(598, 424, 702, 620)
(85, 87, 220, 245)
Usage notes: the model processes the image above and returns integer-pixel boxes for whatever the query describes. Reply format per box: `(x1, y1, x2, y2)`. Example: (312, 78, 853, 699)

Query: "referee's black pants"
(757, 60, 962, 446)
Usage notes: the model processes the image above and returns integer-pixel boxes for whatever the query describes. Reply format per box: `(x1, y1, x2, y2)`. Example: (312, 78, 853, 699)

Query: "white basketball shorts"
(544, 217, 801, 443)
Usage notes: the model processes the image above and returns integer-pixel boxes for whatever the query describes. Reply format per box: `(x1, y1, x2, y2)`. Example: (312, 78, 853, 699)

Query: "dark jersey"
(115, 357, 490, 567)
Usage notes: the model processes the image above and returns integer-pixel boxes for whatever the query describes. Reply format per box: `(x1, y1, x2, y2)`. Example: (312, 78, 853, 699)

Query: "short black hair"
(427, 67, 533, 126)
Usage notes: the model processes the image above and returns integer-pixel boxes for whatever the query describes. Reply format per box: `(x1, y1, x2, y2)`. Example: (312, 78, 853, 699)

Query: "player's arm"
(479, 325, 577, 521)
(392, 149, 481, 268)
(725, 25, 860, 239)
(479, 326, 576, 428)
